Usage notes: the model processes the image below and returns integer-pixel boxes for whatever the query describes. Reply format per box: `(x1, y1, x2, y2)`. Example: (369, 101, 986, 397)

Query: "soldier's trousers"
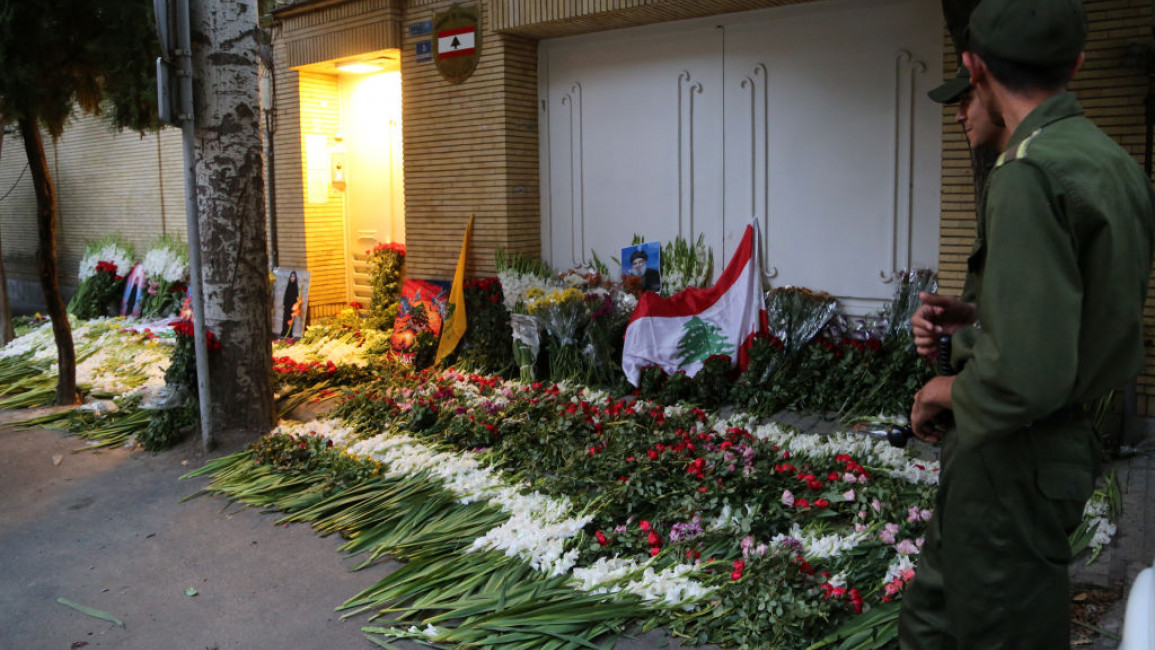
(898, 416, 1095, 650)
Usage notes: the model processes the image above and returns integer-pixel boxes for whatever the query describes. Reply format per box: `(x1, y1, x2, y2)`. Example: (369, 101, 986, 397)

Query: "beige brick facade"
(936, 0, 1155, 413)
(0, 117, 186, 303)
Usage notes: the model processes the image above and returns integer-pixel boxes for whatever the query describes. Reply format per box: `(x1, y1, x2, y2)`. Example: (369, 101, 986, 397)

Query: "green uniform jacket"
(951, 92, 1155, 451)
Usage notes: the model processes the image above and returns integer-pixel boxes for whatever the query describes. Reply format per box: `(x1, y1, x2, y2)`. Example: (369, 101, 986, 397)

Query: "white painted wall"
(539, 0, 943, 313)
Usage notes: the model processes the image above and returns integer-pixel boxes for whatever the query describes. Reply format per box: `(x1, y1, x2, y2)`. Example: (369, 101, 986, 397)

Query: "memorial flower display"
(0, 246, 1124, 648)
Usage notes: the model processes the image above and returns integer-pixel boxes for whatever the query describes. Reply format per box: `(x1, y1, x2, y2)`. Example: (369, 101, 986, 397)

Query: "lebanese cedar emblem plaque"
(433, 4, 480, 84)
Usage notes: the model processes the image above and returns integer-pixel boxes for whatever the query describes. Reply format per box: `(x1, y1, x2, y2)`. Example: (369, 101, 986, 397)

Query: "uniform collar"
(1003, 91, 1083, 153)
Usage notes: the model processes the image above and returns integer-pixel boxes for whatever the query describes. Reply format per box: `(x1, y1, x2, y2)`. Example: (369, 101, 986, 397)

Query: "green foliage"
(366, 243, 405, 315)
(454, 278, 514, 376)
(694, 353, 736, 408)
(67, 264, 124, 319)
(411, 329, 438, 370)
(138, 401, 197, 452)
(582, 292, 631, 389)
(494, 248, 553, 279)
(637, 364, 668, 399)
(0, 0, 159, 136)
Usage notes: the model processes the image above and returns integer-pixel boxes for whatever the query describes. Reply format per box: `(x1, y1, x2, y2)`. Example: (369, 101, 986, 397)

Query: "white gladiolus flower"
(142, 246, 188, 283)
(281, 418, 711, 608)
(770, 523, 870, 560)
(78, 243, 135, 281)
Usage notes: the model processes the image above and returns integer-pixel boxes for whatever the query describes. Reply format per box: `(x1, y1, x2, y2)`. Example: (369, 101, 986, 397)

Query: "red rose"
(595, 531, 610, 546)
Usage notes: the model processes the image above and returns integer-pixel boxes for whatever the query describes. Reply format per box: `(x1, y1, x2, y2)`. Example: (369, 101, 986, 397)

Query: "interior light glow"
(337, 62, 384, 74)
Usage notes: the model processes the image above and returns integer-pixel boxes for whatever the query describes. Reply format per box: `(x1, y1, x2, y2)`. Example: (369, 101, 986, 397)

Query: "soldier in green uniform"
(900, 0, 1155, 648)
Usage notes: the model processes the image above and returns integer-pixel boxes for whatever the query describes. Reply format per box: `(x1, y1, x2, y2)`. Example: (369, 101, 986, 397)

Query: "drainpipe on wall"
(259, 43, 278, 269)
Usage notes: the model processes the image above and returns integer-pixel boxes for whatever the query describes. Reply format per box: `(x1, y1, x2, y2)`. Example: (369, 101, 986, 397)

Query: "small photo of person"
(621, 241, 662, 295)
(271, 268, 311, 339)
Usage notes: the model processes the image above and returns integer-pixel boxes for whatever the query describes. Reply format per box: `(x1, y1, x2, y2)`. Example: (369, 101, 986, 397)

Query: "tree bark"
(0, 128, 14, 346)
(19, 117, 78, 405)
(190, 0, 273, 441)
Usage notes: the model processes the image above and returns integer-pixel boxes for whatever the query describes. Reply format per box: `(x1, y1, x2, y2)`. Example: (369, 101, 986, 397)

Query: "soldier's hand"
(910, 376, 954, 444)
(912, 292, 975, 361)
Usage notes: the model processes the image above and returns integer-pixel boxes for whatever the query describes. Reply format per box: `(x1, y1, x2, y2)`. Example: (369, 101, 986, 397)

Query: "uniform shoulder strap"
(995, 128, 1043, 168)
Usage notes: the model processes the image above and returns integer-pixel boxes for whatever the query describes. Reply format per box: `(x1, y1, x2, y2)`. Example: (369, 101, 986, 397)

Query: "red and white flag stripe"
(437, 26, 476, 59)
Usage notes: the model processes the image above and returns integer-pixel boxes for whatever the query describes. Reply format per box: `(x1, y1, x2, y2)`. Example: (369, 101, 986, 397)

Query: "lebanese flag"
(622, 221, 768, 386)
(437, 26, 476, 59)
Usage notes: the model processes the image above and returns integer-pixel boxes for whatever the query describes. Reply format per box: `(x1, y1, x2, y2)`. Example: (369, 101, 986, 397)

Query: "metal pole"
(174, 0, 213, 451)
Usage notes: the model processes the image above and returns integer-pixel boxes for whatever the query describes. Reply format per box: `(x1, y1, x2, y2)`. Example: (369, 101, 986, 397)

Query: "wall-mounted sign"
(416, 39, 433, 63)
(408, 20, 432, 37)
(433, 4, 480, 84)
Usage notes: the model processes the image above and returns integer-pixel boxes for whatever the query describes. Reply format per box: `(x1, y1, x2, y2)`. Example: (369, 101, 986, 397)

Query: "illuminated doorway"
(337, 54, 405, 306)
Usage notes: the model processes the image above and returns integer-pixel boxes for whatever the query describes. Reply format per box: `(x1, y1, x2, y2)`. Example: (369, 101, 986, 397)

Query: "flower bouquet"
(661, 233, 713, 296)
(138, 234, 189, 319)
(69, 235, 136, 320)
(528, 287, 589, 384)
(495, 248, 556, 381)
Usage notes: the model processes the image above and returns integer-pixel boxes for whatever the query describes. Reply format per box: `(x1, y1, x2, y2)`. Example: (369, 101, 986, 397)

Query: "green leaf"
(56, 597, 125, 627)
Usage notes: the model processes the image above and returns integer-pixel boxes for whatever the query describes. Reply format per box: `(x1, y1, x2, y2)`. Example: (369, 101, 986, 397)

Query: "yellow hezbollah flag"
(435, 214, 474, 364)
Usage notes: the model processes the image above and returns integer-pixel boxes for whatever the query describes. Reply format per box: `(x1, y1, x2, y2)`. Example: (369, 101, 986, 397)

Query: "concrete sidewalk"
(1068, 442, 1155, 648)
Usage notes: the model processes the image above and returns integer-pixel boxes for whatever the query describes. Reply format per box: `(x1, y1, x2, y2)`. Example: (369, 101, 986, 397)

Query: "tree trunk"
(0, 128, 14, 346)
(190, 0, 273, 441)
(19, 117, 78, 405)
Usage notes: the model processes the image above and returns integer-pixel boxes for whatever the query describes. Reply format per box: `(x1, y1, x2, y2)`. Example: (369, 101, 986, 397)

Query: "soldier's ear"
(1070, 52, 1085, 81)
(961, 52, 985, 86)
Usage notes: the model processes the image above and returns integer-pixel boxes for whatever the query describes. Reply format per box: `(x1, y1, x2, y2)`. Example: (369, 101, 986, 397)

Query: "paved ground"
(0, 410, 713, 650)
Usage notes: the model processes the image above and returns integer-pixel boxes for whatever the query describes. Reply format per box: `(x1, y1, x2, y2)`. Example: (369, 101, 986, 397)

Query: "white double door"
(540, 0, 943, 313)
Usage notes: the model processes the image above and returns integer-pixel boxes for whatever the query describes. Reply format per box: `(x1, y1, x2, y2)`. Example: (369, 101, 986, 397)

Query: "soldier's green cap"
(968, 0, 1087, 66)
(928, 67, 971, 104)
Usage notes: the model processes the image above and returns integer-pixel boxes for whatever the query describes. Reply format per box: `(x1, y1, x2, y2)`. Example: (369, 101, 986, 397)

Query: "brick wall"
(0, 115, 185, 299)
(936, 0, 1155, 413)
(400, 1, 540, 281)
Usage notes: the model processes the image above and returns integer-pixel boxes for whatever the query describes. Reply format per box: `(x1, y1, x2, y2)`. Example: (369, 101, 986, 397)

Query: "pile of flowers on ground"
(0, 301, 1127, 648)
(189, 367, 941, 648)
